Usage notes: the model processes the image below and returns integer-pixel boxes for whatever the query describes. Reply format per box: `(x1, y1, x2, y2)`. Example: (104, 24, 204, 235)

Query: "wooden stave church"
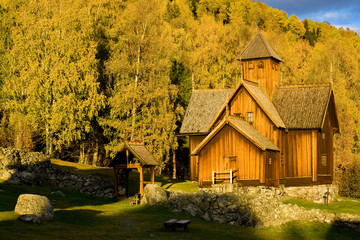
(180, 33, 339, 187)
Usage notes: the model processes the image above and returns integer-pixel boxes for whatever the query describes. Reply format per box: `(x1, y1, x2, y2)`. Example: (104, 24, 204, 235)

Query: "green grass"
(51, 158, 199, 193)
(283, 197, 360, 215)
(1, 180, 359, 239)
(1, 160, 360, 239)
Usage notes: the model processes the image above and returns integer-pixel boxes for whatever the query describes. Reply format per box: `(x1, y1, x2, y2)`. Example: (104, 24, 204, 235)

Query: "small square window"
(258, 61, 264, 69)
(322, 133, 326, 140)
(321, 154, 327, 166)
(247, 112, 254, 123)
(249, 63, 254, 69)
(269, 157, 272, 165)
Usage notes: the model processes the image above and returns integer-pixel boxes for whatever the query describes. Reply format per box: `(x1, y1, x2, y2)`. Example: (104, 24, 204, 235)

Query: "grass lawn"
(283, 198, 360, 215)
(0, 159, 359, 239)
(50, 159, 199, 194)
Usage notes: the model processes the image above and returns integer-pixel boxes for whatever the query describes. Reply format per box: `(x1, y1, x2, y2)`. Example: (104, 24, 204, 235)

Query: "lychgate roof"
(273, 84, 332, 129)
(180, 89, 233, 134)
(240, 33, 282, 62)
(111, 142, 159, 166)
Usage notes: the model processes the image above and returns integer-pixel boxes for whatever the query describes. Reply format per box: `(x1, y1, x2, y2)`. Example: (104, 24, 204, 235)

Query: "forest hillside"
(0, 0, 359, 177)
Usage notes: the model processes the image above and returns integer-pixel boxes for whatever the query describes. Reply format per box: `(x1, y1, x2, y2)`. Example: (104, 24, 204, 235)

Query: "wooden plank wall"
(198, 125, 264, 183)
(317, 112, 334, 178)
(284, 130, 313, 178)
(189, 135, 206, 181)
(241, 58, 280, 98)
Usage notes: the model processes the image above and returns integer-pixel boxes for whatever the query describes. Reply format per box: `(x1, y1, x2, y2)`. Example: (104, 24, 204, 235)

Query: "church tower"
(240, 33, 282, 99)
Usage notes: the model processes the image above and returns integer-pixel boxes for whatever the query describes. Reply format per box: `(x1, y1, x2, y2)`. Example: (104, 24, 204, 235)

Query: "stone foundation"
(0, 148, 116, 198)
(207, 183, 338, 204)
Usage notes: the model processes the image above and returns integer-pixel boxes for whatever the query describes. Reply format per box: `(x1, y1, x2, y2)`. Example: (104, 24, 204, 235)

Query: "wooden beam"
(150, 167, 155, 184)
(114, 168, 119, 199)
(114, 163, 141, 169)
(125, 169, 129, 197)
(311, 131, 318, 182)
(139, 166, 144, 196)
(126, 149, 129, 164)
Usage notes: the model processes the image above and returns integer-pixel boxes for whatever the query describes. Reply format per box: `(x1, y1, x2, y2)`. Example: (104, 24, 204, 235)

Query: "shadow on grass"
(0, 180, 116, 212)
(279, 220, 360, 240)
(1, 182, 360, 240)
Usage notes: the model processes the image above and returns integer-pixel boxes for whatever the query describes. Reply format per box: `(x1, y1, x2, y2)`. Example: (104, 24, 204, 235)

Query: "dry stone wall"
(143, 184, 360, 231)
(209, 183, 338, 204)
(0, 148, 115, 198)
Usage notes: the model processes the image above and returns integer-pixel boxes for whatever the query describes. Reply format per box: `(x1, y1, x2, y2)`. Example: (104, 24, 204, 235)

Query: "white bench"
(212, 169, 237, 184)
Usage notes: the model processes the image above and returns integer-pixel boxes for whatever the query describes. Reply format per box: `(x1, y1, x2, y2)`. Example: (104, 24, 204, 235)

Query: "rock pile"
(0, 148, 116, 198)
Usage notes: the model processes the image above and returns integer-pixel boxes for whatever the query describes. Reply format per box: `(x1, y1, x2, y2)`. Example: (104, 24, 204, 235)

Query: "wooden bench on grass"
(129, 194, 141, 205)
(212, 169, 237, 184)
(163, 219, 191, 232)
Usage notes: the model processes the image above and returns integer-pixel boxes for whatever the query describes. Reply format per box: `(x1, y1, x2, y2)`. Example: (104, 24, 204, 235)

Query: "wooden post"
(311, 131, 318, 182)
(114, 168, 119, 199)
(212, 170, 214, 184)
(150, 166, 155, 184)
(139, 166, 144, 196)
(126, 149, 129, 165)
(125, 169, 130, 197)
(230, 169, 233, 184)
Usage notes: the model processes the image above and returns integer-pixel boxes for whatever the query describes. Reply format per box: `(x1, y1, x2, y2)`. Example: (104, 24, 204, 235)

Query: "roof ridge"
(278, 83, 331, 88)
(194, 88, 234, 93)
(258, 33, 272, 58)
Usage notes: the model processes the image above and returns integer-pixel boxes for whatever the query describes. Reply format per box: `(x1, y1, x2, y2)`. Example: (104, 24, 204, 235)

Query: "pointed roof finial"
(239, 33, 282, 62)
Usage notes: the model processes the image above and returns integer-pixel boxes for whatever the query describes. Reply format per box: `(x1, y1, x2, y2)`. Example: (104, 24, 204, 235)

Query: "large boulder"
(142, 184, 168, 206)
(15, 194, 54, 220)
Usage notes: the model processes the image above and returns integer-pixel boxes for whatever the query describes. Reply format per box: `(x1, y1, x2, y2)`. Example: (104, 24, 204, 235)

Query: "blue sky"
(260, 0, 360, 33)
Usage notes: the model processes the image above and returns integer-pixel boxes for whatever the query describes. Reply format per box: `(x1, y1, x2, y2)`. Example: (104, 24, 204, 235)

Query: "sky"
(260, 0, 360, 33)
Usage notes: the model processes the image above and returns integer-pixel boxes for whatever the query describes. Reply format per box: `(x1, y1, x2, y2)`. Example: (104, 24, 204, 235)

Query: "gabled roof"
(272, 84, 335, 129)
(207, 80, 286, 131)
(111, 142, 159, 166)
(180, 89, 233, 134)
(240, 33, 282, 62)
(243, 81, 286, 128)
(192, 117, 279, 155)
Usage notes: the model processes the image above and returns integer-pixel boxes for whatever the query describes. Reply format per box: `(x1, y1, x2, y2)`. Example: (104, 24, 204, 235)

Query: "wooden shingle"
(272, 84, 332, 129)
(180, 89, 233, 134)
(240, 33, 282, 62)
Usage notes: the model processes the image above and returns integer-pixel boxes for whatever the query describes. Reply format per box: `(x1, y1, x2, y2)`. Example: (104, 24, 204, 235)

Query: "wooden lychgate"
(109, 142, 159, 198)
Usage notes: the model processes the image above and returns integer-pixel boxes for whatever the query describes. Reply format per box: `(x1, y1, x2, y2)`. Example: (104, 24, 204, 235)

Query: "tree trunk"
(93, 140, 98, 166)
(172, 150, 176, 179)
(130, 43, 141, 140)
(79, 142, 86, 164)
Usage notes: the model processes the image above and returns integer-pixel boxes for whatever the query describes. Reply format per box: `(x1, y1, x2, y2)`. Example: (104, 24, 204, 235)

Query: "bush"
(337, 161, 360, 198)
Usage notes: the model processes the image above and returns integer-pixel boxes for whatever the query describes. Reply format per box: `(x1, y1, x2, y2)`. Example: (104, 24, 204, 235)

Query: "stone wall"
(0, 148, 115, 198)
(144, 184, 360, 231)
(208, 183, 338, 204)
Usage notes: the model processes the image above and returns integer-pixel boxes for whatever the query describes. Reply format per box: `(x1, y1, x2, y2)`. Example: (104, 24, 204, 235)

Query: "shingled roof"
(111, 142, 159, 167)
(272, 84, 332, 129)
(180, 89, 233, 134)
(240, 33, 282, 62)
(192, 117, 278, 154)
